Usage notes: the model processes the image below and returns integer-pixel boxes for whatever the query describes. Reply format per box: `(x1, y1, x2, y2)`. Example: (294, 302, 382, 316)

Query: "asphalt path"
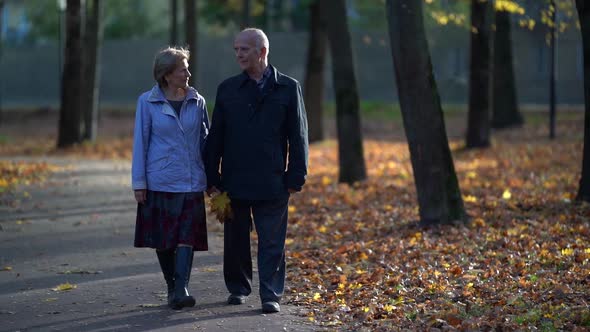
(0, 157, 315, 332)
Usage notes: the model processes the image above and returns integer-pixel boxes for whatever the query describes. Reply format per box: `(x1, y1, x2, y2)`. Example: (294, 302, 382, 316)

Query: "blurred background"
(0, 0, 583, 110)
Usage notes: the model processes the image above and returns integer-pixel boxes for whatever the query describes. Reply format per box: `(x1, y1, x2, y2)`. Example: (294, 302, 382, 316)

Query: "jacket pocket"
(146, 155, 170, 173)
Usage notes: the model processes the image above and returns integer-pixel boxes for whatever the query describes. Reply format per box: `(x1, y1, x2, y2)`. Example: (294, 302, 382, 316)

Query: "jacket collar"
(147, 84, 200, 103)
(238, 64, 288, 88)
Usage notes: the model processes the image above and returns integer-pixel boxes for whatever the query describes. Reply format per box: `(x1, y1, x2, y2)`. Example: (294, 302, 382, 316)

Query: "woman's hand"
(134, 189, 147, 204)
(206, 186, 221, 197)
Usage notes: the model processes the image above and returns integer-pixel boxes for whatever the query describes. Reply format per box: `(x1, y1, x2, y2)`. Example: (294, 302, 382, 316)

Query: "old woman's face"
(165, 58, 191, 90)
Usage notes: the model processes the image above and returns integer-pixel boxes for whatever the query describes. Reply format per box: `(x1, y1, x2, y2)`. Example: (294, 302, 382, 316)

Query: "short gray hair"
(153, 47, 190, 88)
(240, 28, 270, 56)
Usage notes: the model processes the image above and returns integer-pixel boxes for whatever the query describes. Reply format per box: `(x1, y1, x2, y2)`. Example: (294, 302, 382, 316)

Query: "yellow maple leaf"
(209, 192, 233, 224)
(561, 248, 574, 256)
(52, 282, 77, 291)
(384, 304, 395, 312)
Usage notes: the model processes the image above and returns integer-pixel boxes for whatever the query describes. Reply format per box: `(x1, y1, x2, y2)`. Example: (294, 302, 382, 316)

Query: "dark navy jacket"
(204, 65, 309, 200)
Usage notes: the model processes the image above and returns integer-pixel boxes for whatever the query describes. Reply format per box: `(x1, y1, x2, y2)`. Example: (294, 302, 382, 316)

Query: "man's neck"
(247, 63, 268, 82)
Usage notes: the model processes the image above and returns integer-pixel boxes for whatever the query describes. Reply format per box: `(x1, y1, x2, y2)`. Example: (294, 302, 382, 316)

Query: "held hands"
(134, 189, 147, 204)
(206, 186, 221, 197)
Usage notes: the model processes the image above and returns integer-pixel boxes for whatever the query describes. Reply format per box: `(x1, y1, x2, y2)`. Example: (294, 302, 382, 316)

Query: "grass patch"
(323, 101, 466, 121)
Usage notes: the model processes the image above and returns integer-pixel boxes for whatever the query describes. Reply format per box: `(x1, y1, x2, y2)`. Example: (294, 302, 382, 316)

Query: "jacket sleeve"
(204, 87, 224, 189)
(285, 82, 309, 191)
(131, 96, 151, 190)
(200, 100, 210, 155)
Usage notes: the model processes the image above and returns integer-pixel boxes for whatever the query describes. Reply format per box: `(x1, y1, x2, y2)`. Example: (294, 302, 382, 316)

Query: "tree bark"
(170, 0, 178, 45)
(386, 0, 467, 225)
(185, 0, 197, 87)
(0, 0, 5, 125)
(81, 0, 103, 142)
(57, 0, 82, 148)
(466, 0, 494, 148)
(242, 0, 251, 29)
(576, 0, 590, 202)
(303, 0, 327, 143)
(324, 0, 366, 184)
(492, 9, 523, 129)
(549, 0, 557, 139)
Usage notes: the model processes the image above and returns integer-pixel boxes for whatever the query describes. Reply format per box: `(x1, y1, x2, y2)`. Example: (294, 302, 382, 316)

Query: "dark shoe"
(262, 301, 280, 313)
(227, 294, 247, 305)
(156, 249, 175, 305)
(171, 246, 196, 310)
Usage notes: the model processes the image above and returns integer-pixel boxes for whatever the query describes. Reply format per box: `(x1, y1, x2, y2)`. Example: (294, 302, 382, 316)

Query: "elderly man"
(205, 28, 308, 313)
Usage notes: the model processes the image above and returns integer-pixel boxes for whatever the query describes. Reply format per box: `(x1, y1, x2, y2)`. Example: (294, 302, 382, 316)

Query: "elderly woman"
(132, 47, 208, 310)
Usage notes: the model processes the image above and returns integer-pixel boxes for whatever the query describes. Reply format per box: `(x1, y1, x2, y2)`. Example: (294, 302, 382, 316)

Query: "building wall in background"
(0, 29, 583, 110)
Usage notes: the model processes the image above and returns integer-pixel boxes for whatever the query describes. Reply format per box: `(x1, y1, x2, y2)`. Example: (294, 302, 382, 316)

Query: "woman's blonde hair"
(153, 47, 190, 88)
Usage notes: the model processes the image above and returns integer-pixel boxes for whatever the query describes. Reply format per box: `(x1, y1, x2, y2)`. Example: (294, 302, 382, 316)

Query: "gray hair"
(240, 28, 270, 57)
(153, 47, 190, 88)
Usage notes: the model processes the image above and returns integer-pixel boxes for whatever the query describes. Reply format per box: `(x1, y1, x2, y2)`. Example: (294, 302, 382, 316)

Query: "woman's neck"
(163, 86, 186, 101)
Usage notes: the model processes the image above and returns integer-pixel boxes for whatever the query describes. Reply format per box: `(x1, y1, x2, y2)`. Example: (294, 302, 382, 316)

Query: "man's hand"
(207, 186, 221, 197)
(134, 189, 147, 204)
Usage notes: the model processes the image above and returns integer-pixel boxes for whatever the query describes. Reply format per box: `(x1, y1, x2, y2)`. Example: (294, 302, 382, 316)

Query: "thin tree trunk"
(57, 0, 82, 148)
(466, 0, 494, 148)
(549, 0, 557, 139)
(242, 0, 251, 29)
(82, 0, 102, 141)
(324, 0, 366, 184)
(185, 0, 197, 87)
(0, 0, 5, 126)
(492, 9, 523, 129)
(303, 0, 326, 143)
(265, 0, 275, 31)
(170, 0, 178, 45)
(386, 0, 467, 225)
(576, 0, 590, 202)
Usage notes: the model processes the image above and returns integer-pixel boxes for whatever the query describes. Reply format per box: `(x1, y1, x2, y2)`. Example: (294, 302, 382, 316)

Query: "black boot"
(156, 249, 175, 306)
(171, 246, 196, 310)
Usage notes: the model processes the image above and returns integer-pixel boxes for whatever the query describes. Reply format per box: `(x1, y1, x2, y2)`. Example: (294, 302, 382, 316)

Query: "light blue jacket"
(132, 85, 209, 192)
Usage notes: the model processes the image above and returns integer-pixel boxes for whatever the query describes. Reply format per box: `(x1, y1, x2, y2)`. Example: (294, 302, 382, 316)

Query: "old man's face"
(233, 32, 263, 73)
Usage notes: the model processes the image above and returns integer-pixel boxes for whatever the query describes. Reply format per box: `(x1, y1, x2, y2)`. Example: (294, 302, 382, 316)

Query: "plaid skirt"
(134, 191, 208, 251)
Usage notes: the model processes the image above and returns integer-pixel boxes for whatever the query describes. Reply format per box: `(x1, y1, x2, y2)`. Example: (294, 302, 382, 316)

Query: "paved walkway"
(0, 157, 315, 332)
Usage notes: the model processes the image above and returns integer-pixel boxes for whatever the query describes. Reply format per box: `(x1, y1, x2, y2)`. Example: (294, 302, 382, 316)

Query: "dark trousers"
(223, 196, 289, 303)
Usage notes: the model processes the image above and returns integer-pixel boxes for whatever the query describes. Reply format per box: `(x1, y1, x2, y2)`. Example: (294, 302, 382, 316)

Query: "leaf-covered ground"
(1, 111, 588, 330)
(0, 160, 64, 206)
(286, 118, 589, 330)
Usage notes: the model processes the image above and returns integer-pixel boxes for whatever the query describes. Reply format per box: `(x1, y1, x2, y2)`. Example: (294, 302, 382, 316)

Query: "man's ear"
(260, 47, 268, 59)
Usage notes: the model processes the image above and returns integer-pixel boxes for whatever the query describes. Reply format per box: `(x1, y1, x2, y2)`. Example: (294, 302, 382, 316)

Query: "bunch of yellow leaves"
(208, 192, 233, 224)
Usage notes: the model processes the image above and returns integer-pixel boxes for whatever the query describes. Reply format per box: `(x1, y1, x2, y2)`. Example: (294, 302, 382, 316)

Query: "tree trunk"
(324, 0, 366, 184)
(185, 0, 197, 87)
(386, 0, 467, 225)
(576, 0, 590, 202)
(170, 0, 178, 45)
(57, 0, 82, 148)
(81, 0, 103, 142)
(466, 0, 494, 148)
(242, 0, 251, 29)
(0, 0, 5, 126)
(492, 9, 523, 129)
(549, 0, 557, 139)
(303, 0, 327, 143)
